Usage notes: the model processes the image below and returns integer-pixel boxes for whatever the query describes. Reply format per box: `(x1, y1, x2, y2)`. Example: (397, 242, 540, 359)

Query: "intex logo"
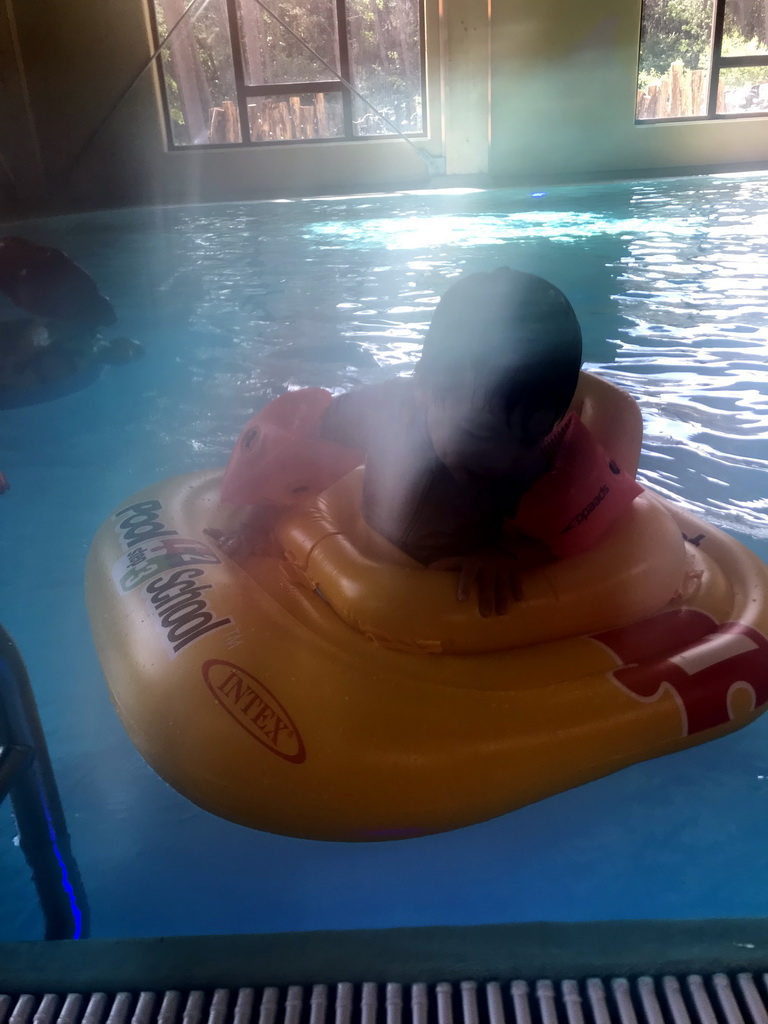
(203, 660, 306, 763)
(114, 499, 233, 655)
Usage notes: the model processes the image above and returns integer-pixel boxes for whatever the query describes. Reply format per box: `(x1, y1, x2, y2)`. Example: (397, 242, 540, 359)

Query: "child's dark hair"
(415, 268, 583, 440)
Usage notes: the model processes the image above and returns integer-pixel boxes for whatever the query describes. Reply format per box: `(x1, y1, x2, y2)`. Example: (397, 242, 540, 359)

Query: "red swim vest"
(513, 412, 643, 557)
(223, 391, 642, 560)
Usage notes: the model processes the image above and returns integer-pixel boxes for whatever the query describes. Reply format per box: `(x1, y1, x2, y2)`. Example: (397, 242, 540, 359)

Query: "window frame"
(148, 0, 428, 148)
(636, 0, 768, 124)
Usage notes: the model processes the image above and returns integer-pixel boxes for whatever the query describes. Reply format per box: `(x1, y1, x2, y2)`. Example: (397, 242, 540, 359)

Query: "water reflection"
(4, 175, 768, 538)
(600, 177, 768, 542)
(146, 174, 768, 548)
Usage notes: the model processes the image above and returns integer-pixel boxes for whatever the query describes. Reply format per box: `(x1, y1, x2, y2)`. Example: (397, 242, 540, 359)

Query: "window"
(636, 0, 768, 120)
(149, 0, 425, 145)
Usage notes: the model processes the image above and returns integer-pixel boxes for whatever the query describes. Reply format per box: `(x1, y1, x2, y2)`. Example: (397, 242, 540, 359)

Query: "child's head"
(415, 268, 582, 477)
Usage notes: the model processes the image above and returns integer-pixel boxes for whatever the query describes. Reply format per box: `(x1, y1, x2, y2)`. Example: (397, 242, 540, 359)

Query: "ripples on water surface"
(2, 172, 768, 939)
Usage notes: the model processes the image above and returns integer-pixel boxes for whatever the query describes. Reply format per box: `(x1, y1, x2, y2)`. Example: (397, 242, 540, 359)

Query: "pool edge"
(2, 918, 768, 992)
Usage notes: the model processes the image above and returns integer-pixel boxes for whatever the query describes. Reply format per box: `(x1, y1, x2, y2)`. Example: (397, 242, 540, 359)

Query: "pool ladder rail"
(3, 975, 768, 1024)
(0, 622, 89, 940)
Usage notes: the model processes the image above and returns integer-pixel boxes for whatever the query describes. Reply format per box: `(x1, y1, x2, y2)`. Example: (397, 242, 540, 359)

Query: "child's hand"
(204, 526, 255, 562)
(204, 503, 283, 563)
(429, 551, 523, 617)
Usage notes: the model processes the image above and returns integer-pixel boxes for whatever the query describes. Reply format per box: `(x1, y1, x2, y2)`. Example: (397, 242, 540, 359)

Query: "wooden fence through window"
(209, 95, 339, 143)
(636, 62, 713, 119)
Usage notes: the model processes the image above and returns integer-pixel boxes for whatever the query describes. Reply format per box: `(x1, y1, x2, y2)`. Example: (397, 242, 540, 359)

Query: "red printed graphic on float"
(593, 609, 768, 736)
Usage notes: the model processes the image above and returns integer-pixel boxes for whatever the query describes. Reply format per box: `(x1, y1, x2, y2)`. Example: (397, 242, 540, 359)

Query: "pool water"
(2, 173, 768, 942)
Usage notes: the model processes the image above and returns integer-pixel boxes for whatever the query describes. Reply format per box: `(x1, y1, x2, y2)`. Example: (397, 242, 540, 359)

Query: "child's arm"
(209, 385, 374, 563)
(320, 378, 402, 448)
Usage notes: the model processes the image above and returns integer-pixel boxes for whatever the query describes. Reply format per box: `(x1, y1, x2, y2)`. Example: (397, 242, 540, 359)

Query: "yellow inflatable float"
(85, 374, 768, 840)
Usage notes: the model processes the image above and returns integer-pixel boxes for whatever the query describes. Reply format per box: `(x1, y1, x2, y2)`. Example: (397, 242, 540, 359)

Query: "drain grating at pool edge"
(3, 975, 768, 1024)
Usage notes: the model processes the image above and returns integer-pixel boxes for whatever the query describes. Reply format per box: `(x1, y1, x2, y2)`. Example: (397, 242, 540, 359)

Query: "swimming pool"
(2, 172, 768, 943)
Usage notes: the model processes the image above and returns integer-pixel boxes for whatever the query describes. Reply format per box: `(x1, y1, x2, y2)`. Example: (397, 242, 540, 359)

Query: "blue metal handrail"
(0, 623, 89, 939)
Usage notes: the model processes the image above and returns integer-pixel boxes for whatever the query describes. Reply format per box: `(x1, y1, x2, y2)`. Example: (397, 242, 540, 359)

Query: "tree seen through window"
(150, 0, 425, 145)
(637, 0, 768, 119)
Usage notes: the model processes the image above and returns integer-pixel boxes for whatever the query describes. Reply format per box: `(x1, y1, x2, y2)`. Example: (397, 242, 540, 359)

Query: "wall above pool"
(1, 0, 768, 216)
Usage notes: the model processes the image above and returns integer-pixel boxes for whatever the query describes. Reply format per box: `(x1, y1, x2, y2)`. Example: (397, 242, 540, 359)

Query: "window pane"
(636, 0, 713, 119)
(723, 0, 768, 56)
(237, 0, 340, 86)
(247, 92, 345, 139)
(716, 66, 768, 111)
(347, 0, 424, 136)
(153, 0, 240, 145)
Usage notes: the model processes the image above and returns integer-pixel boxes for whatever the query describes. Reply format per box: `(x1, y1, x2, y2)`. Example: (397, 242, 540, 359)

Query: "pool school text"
(113, 499, 233, 655)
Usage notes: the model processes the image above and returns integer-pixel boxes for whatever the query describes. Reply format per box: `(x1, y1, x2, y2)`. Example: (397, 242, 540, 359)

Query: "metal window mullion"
(334, 0, 354, 137)
(417, 0, 427, 133)
(720, 55, 768, 67)
(225, 0, 253, 142)
(244, 81, 343, 96)
(147, 0, 178, 150)
(707, 0, 727, 117)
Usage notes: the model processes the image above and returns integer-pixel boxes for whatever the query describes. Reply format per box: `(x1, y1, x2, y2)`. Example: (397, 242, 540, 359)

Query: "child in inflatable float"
(87, 265, 768, 840)
(209, 267, 643, 614)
